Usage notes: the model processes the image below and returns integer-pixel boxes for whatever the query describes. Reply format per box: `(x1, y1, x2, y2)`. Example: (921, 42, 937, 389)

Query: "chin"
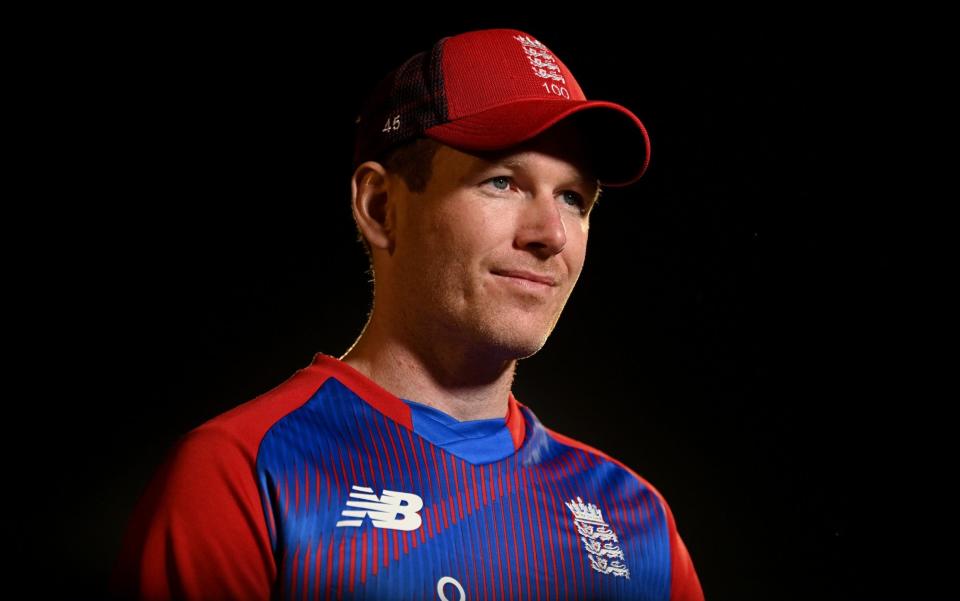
(478, 320, 553, 361)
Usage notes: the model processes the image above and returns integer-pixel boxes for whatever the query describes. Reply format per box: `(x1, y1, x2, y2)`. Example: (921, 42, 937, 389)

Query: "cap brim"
(423, 99, 651, 187)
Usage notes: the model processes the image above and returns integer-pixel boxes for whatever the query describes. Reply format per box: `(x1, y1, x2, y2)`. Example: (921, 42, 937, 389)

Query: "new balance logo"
(336, 485, 424, 531)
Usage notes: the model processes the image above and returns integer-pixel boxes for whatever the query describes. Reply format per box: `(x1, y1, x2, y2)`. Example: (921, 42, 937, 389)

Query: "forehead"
(441, 120, 598, 181)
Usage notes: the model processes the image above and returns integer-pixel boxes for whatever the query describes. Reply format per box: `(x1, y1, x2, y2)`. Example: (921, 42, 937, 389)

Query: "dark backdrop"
(17, 15, 948, 601)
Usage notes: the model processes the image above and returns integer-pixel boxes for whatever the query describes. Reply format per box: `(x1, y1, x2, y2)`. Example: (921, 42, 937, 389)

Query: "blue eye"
(562, 190, 584, 207)
(486, 176, 511, 191)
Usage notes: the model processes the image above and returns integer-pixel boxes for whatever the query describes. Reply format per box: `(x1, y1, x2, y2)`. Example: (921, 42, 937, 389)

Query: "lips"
(491, 269, 558, 286)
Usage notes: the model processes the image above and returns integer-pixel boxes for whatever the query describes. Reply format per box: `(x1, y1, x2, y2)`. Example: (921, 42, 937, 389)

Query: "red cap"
(353, 28, 651, 187)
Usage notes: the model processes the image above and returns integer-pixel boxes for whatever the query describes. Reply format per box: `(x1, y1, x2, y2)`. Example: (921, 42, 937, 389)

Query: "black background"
(13, 14, 949, 601)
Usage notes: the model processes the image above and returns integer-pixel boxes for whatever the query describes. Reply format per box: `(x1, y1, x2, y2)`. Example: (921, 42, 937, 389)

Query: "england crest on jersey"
(565, 496, 631, 579)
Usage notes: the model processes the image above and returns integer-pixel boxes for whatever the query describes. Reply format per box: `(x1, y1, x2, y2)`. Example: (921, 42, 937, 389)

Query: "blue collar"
(401, 398, 516, 464)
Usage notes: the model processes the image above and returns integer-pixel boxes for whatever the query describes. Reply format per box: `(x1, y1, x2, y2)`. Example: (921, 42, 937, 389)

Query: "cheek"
(564, 225, 589, 273)
(402, 211, 477, 292)
(430, 203, 505, 261)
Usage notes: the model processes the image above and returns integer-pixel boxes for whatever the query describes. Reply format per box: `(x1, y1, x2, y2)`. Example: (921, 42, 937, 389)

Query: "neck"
(340, 314, 518, 422)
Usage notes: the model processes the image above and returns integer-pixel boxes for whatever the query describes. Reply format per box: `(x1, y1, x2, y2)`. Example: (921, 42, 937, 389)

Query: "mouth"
(491, 269, 558, 289)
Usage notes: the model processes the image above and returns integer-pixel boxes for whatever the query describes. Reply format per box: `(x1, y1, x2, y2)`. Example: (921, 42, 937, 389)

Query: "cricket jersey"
(110, 352, 704, 600)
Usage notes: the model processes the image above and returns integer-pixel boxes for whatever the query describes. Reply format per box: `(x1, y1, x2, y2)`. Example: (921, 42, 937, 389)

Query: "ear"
(351, 161, 396, 253)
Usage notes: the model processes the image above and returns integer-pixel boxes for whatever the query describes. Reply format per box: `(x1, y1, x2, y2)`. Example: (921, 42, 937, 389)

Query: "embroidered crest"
(565, 496, 630, 579)
(513, 34, 566, 84)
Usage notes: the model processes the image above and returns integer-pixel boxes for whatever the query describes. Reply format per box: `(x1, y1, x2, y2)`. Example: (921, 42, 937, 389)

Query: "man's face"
(383, 120, 599, 362)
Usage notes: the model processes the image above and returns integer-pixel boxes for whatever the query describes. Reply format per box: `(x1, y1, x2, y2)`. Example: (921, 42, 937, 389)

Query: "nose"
(514, 190, 567, 257)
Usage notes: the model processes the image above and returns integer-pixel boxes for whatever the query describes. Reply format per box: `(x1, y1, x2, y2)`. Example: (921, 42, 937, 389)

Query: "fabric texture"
(110, 352, 704, 600)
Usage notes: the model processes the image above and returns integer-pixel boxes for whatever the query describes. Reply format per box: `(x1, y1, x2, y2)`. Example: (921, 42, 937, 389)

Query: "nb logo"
(336, 485, 423, 531)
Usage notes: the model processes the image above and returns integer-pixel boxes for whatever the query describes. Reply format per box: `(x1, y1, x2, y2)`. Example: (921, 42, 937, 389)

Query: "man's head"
(352, 118, 598, 362)
(348, 28, 650, 362)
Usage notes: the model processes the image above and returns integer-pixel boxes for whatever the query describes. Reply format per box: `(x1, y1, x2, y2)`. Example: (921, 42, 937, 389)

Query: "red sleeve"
(665, 498, 705, 601)
(109, 425, 276, 601)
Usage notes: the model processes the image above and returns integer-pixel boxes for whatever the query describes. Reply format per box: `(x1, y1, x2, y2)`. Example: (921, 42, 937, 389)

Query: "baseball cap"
(352, 28, 651, 188)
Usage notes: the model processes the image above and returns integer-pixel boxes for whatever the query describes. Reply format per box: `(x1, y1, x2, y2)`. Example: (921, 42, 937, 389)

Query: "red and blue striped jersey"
(111, 353, 704, 600)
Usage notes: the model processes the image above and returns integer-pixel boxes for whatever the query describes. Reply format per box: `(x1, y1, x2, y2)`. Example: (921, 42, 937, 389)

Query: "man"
(111, 28, 704, 601)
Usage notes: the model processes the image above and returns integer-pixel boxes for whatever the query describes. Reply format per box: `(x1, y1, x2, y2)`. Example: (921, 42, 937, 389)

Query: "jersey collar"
(310, 352, 527, 452)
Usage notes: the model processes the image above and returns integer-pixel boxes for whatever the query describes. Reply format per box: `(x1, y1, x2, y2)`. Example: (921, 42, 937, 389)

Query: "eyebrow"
(500, 157, 527, 169)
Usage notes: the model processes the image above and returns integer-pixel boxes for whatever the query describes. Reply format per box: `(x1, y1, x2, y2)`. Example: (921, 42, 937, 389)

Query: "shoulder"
(541, 422, 674, 509)
(542, 424, 706, 601)
(179, 356, 337, 457)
